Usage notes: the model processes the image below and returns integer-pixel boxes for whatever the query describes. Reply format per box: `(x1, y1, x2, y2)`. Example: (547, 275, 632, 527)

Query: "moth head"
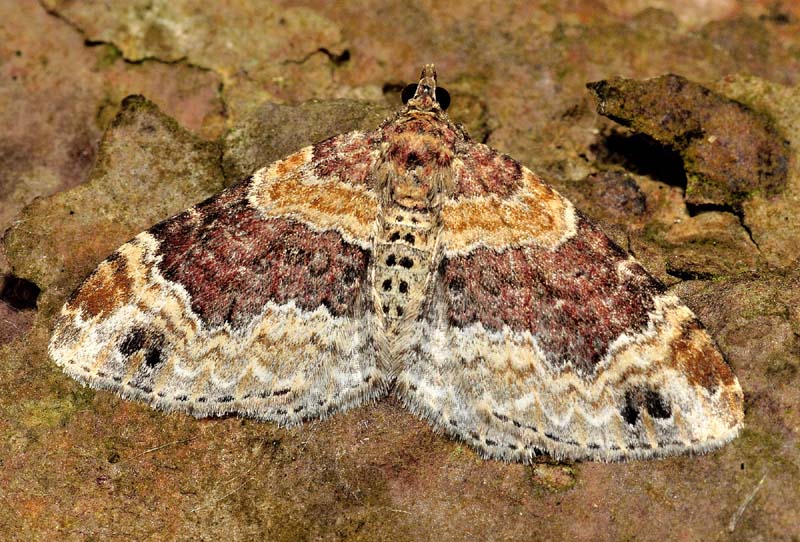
(402, 64, 451, 112)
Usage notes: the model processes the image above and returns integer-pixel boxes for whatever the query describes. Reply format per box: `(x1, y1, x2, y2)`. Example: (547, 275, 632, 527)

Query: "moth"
(50, 65, 743, 462)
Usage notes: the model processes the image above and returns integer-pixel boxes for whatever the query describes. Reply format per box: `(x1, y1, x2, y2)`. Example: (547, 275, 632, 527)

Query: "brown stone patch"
(66, 252, 134, 319)
(669, 320, 736, 391)
(442, 215, 664, 374)
(587, 74, 790, 206)
(570, 171, 647, 218)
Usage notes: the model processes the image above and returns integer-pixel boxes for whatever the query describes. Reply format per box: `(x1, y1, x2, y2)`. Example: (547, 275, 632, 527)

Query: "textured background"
(1, 1, 799, 540)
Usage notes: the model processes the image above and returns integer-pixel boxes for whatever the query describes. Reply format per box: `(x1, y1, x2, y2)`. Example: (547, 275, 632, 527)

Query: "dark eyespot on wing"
(644, 390, 672, 419)
(621, 391, 640, 426)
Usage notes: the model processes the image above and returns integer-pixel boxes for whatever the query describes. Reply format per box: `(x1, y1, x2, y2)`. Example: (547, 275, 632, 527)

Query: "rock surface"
(587, 74, 790, 206)
(1, 1, 799, 541)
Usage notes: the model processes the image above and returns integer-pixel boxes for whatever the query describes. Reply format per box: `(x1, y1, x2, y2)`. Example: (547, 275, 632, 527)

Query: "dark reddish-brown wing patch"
(312, 131, 377, 186)
(149, 180, 370, 330)
(440, 213, 665, 374)
(452, 143, 524, 198)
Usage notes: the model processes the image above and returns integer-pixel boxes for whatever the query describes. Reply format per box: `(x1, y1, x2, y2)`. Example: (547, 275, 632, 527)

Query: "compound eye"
(401, 84, 417, 104)
(435, 87, 451, 110)
(401, 83, 451, 111)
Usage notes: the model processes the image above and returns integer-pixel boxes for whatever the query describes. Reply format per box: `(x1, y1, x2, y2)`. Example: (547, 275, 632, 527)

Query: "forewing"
(398, 143, 743, 461)
(50, 132, 386, 424)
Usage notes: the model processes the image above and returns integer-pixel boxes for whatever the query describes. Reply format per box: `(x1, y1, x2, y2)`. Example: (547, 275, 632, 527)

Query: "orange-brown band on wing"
(441, 169, 577, 255)
(65, 251, 135, 319)
(249, 147, 378, 248)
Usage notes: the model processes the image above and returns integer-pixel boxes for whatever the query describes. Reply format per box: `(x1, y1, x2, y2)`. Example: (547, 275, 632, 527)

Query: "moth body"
(49, 65, 744, 462)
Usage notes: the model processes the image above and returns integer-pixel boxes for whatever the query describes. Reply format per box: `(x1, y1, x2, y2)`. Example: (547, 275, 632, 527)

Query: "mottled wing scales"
(398, 144, 743, 461)
(50, 65, 744, 463)
(50, 135, 387, 424)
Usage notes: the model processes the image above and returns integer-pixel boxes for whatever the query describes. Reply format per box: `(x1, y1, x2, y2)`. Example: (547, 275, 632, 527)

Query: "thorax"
(369, 115, 456, 340)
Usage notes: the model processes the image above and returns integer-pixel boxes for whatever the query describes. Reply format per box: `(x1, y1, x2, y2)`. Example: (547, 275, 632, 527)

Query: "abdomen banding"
(373, 206, 438, 329)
